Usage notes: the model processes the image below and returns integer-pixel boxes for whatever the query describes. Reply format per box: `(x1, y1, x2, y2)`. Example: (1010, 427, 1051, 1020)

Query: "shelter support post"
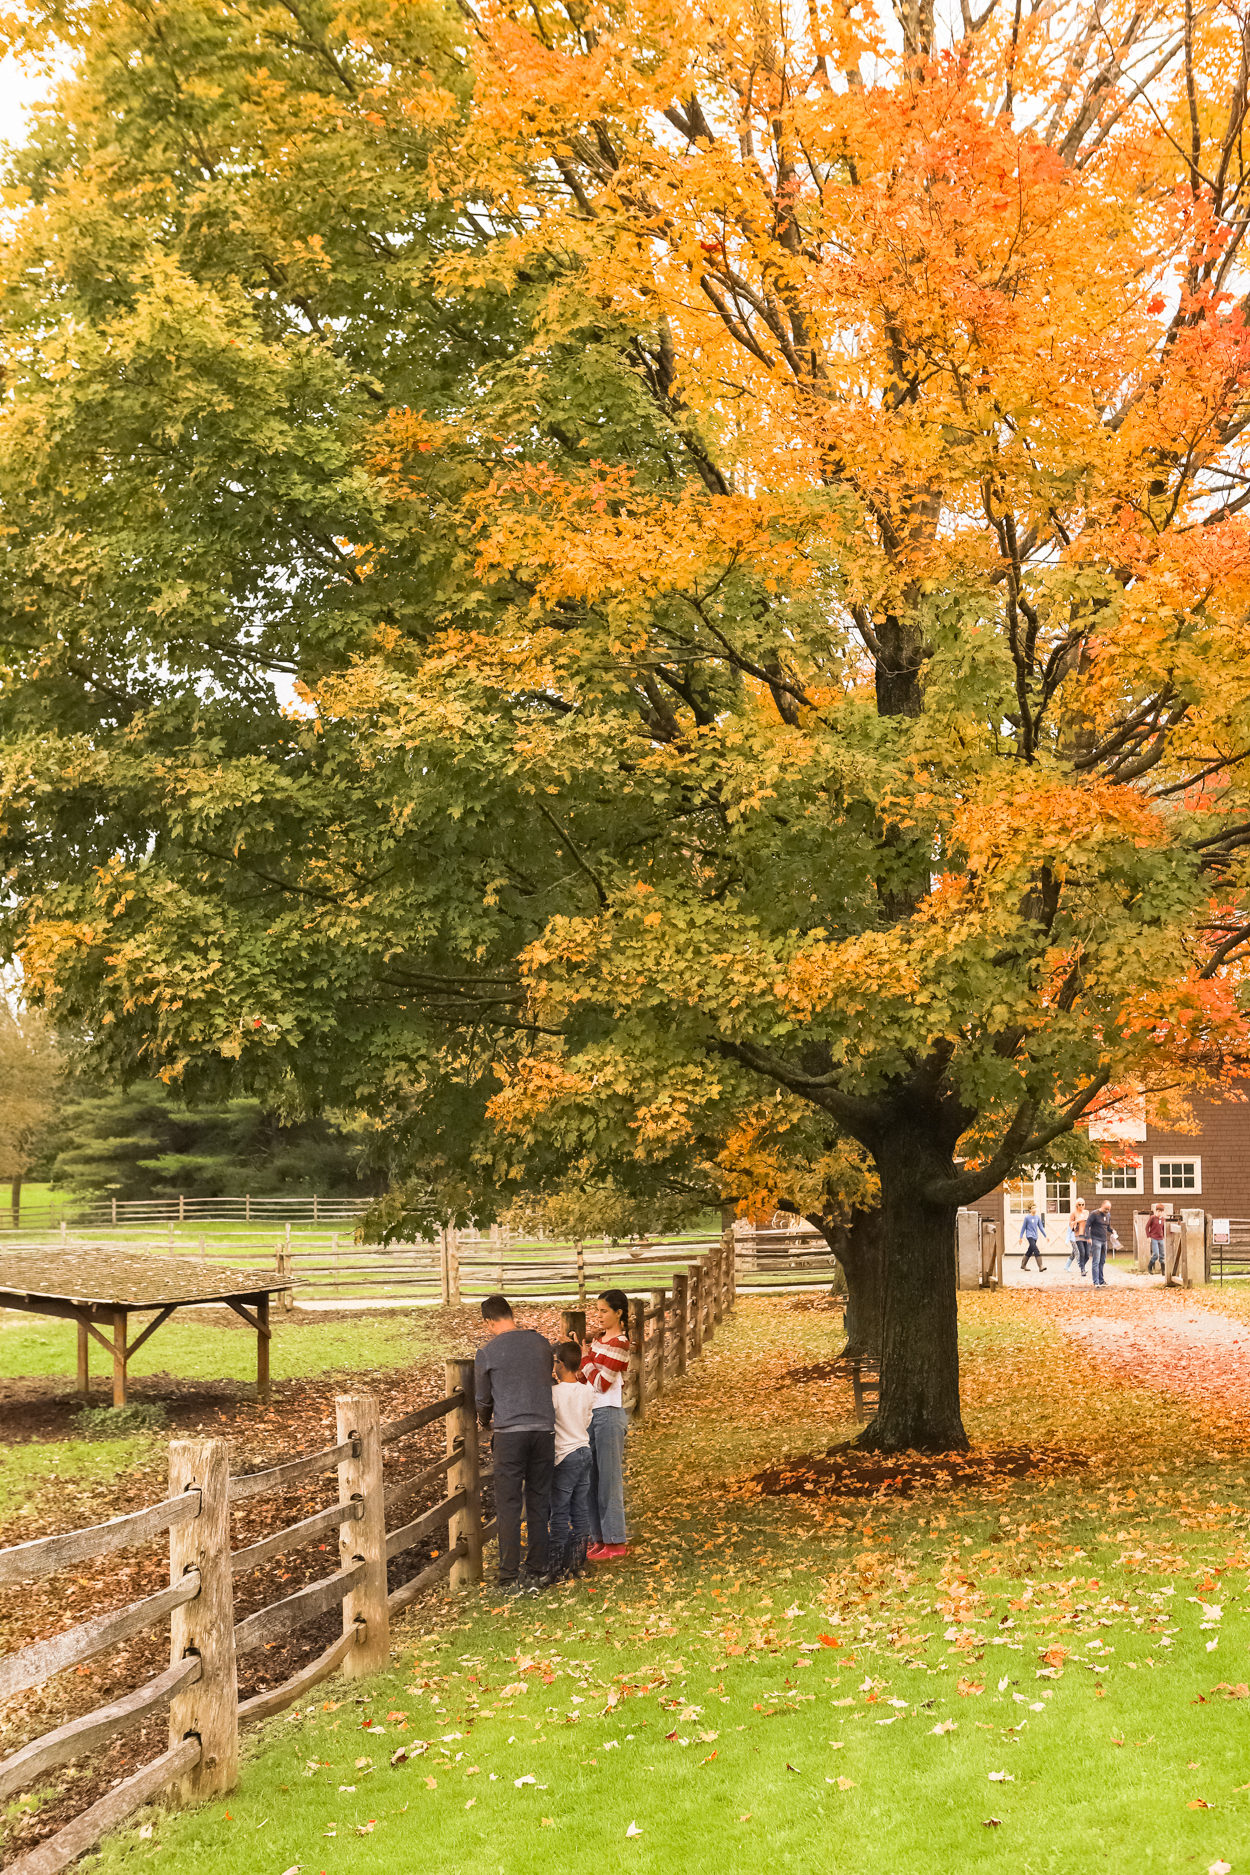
(257, 1296, 270, 1404)
(112, 1309, 127, 1408)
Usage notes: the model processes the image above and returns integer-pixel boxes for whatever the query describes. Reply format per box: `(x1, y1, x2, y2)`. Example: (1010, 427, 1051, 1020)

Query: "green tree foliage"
(48, 1081, 379, 1200)
(0, 1005, 62, 1220)
(10, 0, 1250, 1458)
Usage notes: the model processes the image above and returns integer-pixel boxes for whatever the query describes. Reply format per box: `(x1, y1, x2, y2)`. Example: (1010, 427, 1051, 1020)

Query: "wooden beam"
(124, 1305, 177, 1364)
(74, 1311, 115, 1361)
(76, 1319, 88, 1400)
(223, 1296, 272, 1338)
(256, 1293, 270, 1404)
(0, 1656, 201, 1805)
(112, 1309, 127, 1408)
(4, 1735, 200, 1875)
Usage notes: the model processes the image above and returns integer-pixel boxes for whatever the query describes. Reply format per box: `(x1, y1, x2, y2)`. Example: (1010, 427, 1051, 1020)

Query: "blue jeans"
(549, 1446, 592, 1549)
(589, 1406, 628, 1545)
(1089, 1242, 1106, 1286)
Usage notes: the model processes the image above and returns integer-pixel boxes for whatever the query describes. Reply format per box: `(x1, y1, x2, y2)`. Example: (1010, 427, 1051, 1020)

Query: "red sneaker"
(585, 1543, 608, 1560)
(599, 1543, 629, 1560)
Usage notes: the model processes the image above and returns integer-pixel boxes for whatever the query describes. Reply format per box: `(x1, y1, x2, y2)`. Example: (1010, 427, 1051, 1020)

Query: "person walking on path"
(549, 1340, 594, 1579)
(1065, 1200, 1090, 1275)
(579, 1289, 631, 1561)
(1018, 1202, 1048, 1271)
(1087, 1201, 1113, 1287)
(475, 1294, 556, 1595)
(1146, 1204, 1167, 1275)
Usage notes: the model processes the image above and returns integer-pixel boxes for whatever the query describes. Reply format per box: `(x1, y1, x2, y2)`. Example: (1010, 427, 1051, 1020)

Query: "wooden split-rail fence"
(0, 1365, 491, 1875)
(0, 1241, 739, 1872)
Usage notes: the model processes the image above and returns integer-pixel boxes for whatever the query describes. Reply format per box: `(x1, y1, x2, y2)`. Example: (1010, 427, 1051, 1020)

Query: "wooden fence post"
(673, 1273, 689, 1376)
(710, 1241, 724, 1329)
(724, 1229, 736, 1308)
(77, 1320, 89, 1399)
(445, 1359, 484, 1588)
(700, 1254, 714, 1345)
(448, 1227, 461, 1307)
(336, 1393, 388, 1677)
(629, 1297, 646, 1419)
(688, 1262, 703, 1360)
(168, 1438, 238, 1802)
(440, 1228, 451, 1307)
(649, 1289, 666, 1395)
(576, 1239, 586, 1309)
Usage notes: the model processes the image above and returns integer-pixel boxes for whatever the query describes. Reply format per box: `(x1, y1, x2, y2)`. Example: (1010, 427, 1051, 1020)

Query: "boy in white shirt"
(549, 1341, 595, 1578)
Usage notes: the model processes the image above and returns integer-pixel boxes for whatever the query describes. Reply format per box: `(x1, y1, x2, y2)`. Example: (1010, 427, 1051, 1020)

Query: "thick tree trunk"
(857, 1120, 968, 1453)
(810, 1207, 883, 1359)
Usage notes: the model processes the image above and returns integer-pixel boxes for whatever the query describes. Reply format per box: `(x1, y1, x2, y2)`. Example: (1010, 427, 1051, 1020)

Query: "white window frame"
(1005, 1172, 1074, 1223)
(1153, 1156, 1201, 1196)
(1096, 1159, 1142, 1194)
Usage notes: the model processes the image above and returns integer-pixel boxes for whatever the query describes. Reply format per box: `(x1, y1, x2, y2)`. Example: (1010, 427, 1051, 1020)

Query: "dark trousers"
(1021, 1240, 1045, 1269)
(492, 1429, 555, 1582)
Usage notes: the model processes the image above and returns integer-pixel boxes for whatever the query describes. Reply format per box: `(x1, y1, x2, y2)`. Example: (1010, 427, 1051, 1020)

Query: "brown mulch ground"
(0, 1303, 563, 1861)
(750, 1444, 1076, 1500)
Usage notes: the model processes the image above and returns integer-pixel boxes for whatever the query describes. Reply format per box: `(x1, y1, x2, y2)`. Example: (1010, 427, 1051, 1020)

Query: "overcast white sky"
(0, 51, 55, 145)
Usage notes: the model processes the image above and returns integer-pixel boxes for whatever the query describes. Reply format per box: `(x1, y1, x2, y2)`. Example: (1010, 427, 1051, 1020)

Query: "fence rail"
(0, 1238, 738, 1873)
(0, 1214, 838, 1303)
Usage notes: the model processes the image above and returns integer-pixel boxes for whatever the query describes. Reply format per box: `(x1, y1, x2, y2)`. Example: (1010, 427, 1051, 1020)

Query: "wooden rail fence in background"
(0, 1246, 738, 1871)
(0, 1220, 837, 1301)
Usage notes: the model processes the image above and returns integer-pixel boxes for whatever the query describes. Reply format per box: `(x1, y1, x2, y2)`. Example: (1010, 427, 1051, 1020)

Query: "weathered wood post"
(726, 1228, 737, 1307)
(112, 1308, 127, 1408)
(445, 1359, 484, 1588)
(628, 1297, 646, 1419)
(448, 1226, 462, 1307)
(168, 1438, 238, 1801)
(256, 1294, 270, 1404)
(700, 1253, 714, 1345)
(336, 1393, 388, 1676)
(576, 1239, 586, 1309)
(439, 1227, 451, 1306)
(282, 1224, 294, 1311)
(711, 1240, 725, 1328)
(650, 1289, 666, 1396)
(688, 1262, 703, 1361)
(673, 1272, 689, 1376)
(77, 1320, 89, 1399)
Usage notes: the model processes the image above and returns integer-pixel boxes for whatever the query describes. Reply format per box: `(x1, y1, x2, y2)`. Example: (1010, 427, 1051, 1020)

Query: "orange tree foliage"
(346, 0, 1250, 1445)
(9, 0, 1250, 1446)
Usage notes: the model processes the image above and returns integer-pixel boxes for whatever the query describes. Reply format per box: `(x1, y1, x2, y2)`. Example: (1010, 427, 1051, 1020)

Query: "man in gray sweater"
(475, 1295, 555, 1592)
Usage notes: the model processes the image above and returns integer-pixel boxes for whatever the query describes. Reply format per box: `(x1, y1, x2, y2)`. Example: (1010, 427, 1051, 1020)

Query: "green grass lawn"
(62, 1290, 1250, 1875)
(0, 1309, 429, 1387)
(0, 1433, 159, 1525)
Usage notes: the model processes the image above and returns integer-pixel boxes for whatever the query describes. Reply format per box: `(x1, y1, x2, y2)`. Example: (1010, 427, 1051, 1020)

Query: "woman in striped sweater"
(579, 1290, 631, 1560)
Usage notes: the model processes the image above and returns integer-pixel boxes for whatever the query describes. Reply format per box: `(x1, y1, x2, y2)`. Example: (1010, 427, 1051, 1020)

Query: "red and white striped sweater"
(579, 1331, 630, 1399)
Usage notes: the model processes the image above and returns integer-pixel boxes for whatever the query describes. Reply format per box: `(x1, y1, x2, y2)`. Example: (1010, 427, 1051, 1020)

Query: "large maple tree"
(9, 0, 1250, 1452)
(371, 0, 1250, 1446)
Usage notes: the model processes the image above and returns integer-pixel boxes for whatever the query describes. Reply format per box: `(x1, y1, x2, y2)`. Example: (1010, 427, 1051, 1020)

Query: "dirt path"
(1050, 1288, 1250, 1420)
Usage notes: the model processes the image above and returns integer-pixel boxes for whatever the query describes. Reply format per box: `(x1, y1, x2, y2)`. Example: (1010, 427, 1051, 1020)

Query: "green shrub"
(75, 1402, 167, 1437)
